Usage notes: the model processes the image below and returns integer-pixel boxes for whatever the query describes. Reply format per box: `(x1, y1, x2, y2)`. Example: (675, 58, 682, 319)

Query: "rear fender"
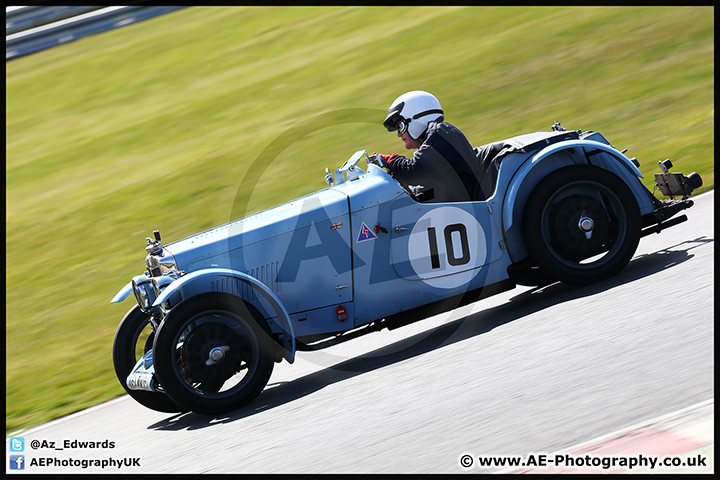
(153, 268, 295, 363)
(501, 139, 653, 262)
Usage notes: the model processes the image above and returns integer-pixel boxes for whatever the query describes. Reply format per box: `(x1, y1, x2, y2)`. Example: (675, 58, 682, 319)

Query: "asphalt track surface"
(7, 191, 714, 474)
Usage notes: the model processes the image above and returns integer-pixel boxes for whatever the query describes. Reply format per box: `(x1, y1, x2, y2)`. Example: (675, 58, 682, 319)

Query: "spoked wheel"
(152, 293, 276, 415)
(522, 165, 641, 285)
(112, 305, 186, 413)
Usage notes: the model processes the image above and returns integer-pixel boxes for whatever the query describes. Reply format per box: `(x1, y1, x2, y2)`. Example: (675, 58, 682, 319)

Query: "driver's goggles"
(384, 113, 409, 134)
(396, 119, 409, 135)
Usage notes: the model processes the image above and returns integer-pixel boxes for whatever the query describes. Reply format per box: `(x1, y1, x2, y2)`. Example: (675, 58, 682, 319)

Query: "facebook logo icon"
(9, 454, 25, 470)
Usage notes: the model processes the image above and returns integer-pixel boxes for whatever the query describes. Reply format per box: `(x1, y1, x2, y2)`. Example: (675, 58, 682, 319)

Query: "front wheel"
(522, 165, 641, 285)
(112, 306, 185, 413)
(152, 293, 275, 415)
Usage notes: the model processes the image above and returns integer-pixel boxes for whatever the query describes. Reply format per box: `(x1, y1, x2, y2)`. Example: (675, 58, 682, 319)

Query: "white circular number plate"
(407, 206, 487, 289)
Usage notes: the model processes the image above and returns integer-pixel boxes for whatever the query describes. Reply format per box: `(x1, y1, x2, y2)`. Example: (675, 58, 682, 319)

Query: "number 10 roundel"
(407, 206, 487, 289)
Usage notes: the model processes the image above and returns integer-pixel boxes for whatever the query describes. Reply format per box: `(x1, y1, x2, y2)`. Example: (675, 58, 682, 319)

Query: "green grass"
(6, 6, 714, 434)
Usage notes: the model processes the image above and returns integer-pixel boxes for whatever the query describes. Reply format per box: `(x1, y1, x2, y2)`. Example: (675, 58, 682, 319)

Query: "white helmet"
(383, 90, 444, 140)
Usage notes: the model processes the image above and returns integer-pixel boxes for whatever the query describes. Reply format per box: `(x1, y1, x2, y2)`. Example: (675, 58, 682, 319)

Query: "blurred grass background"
(6, 6, 713, 434)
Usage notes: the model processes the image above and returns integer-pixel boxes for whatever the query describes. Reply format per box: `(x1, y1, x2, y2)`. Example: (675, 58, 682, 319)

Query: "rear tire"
(522, 165, 641, 285)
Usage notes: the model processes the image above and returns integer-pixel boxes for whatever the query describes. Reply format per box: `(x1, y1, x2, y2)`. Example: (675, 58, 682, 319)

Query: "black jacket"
(385, 122, 482, 202)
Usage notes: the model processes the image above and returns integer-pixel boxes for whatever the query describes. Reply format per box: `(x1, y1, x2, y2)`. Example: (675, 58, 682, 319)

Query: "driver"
(373, 90, 482, 202)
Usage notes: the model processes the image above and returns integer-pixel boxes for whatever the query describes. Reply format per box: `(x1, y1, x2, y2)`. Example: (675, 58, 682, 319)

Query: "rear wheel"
(522, 165, 641, 285)
(152, 294, 275, 415)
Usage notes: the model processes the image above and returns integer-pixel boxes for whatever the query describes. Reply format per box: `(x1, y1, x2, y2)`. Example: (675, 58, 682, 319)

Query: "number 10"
(427, 223, 470, 269)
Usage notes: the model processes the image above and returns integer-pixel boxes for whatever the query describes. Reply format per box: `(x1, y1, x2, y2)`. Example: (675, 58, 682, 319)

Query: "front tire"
(152, 293, 275, 415)
(112, 306, 185, 413)
(522, 165, 641, 285)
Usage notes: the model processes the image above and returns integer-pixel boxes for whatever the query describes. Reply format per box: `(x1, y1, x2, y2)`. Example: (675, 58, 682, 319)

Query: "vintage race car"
(111, 122, 702, 415)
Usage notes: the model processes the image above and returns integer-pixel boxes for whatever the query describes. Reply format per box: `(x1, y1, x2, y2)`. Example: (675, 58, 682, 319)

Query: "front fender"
(111, 281, 133, 303)
(153, 268, 296, 363)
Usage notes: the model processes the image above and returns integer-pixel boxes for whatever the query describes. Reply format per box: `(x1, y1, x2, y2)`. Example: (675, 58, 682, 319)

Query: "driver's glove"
(371, 152, 399, 166)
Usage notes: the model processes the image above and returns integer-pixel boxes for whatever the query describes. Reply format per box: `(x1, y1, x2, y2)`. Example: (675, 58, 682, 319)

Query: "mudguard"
(152, 268, 296, 363)
(111, 281, 133, 303)
(501, 139, 654, 263)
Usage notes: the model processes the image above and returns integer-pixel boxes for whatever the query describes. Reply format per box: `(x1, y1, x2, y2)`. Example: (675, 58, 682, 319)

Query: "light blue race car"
(111, 122, 701, 415)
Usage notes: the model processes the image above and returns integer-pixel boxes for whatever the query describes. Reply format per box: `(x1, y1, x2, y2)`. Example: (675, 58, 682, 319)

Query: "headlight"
(151, 275, 175, 298)
(132, 274, 156, 313)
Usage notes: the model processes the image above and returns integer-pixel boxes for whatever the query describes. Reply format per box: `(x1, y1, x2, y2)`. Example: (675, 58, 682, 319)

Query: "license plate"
(127, 370, 155, 392)
(126, 351, 156, 392)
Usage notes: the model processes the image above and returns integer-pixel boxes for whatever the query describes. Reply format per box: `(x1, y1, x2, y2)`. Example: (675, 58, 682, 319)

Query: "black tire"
(522, 165, 641, 285)
(152, 293, 275, 415)
(112, 306, 186, 413)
